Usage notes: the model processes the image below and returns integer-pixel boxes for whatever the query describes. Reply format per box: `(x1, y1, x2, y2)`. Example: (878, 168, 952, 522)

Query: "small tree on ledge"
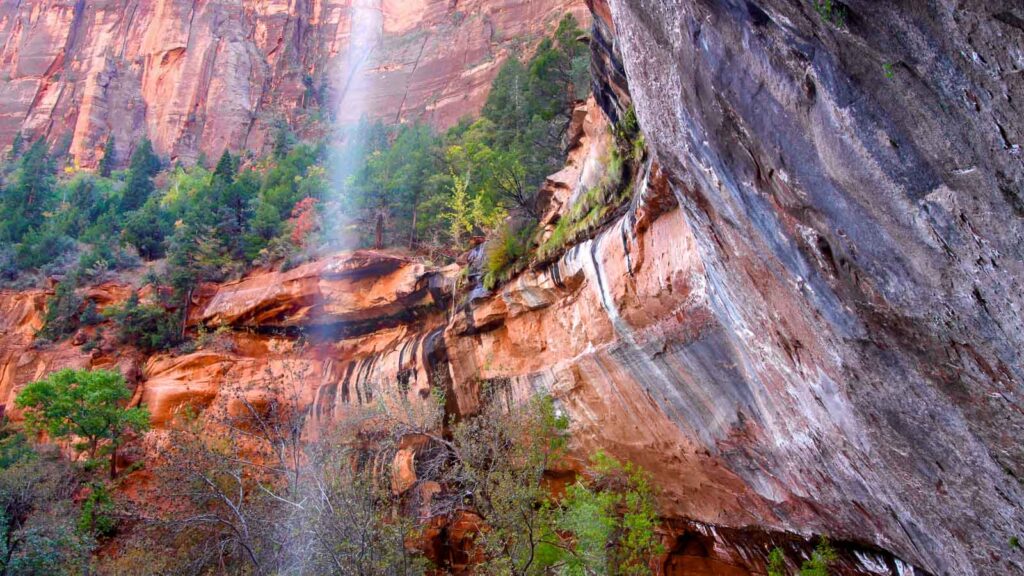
(15, 368, 149, 479)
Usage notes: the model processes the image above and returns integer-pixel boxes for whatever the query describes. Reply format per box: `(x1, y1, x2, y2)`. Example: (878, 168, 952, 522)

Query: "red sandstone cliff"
(0, 0, 587, 166)
(0, 100, 920, 575)
(1, 1, 1022, 575)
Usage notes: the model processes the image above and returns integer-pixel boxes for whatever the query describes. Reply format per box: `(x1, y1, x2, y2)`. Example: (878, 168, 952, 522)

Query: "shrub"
(0, 421, 93, 575)
(104, 292, 181, 353)
(537, 147, 627, 262)
(800, 536, 837, 576)
(37, 279, 83, 342)
(813, 0, 847, 27)
(77, 482, 117, 537)
(766, 538, 837, 576)
(768, 547, 787, 576)
(482, 219, 535, 290)
(15, 227, 76, 272)
(557, 452, 664, 575)
(0, 245, 18, 282)
(76, 243, 141, 282)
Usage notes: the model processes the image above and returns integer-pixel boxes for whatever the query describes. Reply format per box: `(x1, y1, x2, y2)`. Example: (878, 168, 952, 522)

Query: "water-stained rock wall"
(568, 1, 1021, 574)
(1, 1, 1022, 574)
(0, 252, 454, 434)
(0, 0, 587, 166)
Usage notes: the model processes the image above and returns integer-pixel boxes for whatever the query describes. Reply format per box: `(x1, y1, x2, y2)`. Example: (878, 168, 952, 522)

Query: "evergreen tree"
(272, 121, 296, 159)
(120, 139, 161, 213)
(38, 278, 83, 341)
(105, 291, 181, 353)
(8, 131, 24, 161)
(213, 172, 257, 259)
(60, 174, 111, 238)
(212, 149, 236, 183)
(250, 202, 282, 241)
(482, 57, 529, 150)
(98, 134, 116, 177)
(166, 215, 231, 298)
(0, 139, 53, 242)
(122, 197, 171, 260)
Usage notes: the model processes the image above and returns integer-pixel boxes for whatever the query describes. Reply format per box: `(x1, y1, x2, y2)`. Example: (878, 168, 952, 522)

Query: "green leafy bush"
(813, 0, 847, 27)
(766, 537, 838, 576)
(800, 536, 837, 576)
(556, 452, 664, 575)
(37, 279, 83, 342)
(15, 368, 149, 479)
(537, 147, 627, 262)
(77, 483, 117, 537)
(768, 547, 787, 576)
(104, 292, 181, 353)
(0, 420, 93, 575)
(483, 219, 535, 290)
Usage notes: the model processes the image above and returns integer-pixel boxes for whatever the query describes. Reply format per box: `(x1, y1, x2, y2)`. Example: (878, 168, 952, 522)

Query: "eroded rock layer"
(557, 1, 1020, 574)
(0, 2, 1021, 575)
(0, 0, 587, 165)
(0, 251, 453, 430)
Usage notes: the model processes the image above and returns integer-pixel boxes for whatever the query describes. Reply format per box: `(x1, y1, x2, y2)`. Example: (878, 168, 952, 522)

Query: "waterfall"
(323, 0, 384, 249)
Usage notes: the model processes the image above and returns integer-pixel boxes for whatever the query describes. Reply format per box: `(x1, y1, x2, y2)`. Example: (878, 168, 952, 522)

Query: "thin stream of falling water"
(312, 1, 383, 424)
(337, 0, 383, 120)
(323, 0, 384, 248)
(283, 4, 384, 571)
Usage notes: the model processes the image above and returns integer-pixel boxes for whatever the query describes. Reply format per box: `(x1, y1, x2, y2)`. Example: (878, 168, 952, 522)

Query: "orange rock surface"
(0, 289, 92, 419)
(0, 0, 588, 166)
(0, 251, 453, 430)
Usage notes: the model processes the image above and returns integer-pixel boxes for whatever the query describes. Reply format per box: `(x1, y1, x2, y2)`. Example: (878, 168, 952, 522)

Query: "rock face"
(549, 1, 1019, 574)
(196, 251, 446, 330)
(0, 251, 453, 430)
(0, 289, 90, 414)
(0, 285, 145, 420)
(1, 2, 1022, 574)
(0, 0, 587, 166)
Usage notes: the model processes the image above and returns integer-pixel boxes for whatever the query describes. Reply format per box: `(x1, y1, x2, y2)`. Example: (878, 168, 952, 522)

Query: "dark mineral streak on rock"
(597, 0, 1024, 573)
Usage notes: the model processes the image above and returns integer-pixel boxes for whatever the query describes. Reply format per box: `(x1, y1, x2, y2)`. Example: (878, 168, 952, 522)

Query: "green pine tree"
(119, 139, 161, 213)
(212, 149, 236, 183)
(0, 139, 53, 242)
(98, 135, 117, 177)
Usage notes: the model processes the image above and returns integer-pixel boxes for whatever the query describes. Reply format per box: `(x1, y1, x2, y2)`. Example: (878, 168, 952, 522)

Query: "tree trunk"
(181, 287, 192, 339)
(109, 444, 117, 479)
(409, 210, 418, 249)
(375, 213, 384, 250)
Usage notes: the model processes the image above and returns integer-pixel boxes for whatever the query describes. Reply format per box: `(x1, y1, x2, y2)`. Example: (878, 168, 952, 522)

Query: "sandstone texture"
(0, 251, 453, 430)
(0, 0, 587, 166)
(1, 1, 1022, 575)
(0, 289, 91, 417)
(558, 1, 1020, 574)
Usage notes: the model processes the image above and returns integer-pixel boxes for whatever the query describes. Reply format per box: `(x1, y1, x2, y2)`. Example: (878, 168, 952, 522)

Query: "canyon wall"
(0, 1, 1022, 575)
(443, 1, 1024, 573)
(0, 0, 587, 166)
(572, 0, 1022, 574)
(0, 252, 454, 434)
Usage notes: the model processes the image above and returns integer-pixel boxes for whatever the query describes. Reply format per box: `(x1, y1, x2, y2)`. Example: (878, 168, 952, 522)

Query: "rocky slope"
(0, 0, 587, 166)
(1, 1, 1022, 575)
